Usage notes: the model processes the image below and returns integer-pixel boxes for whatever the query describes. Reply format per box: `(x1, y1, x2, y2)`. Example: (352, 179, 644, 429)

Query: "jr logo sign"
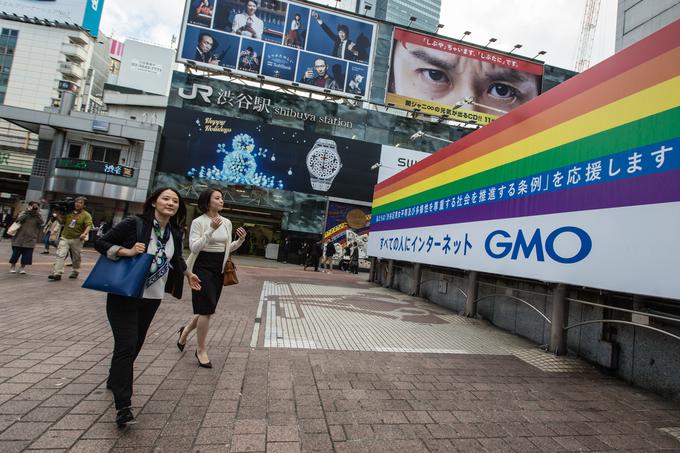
(178, 84, 213, 104)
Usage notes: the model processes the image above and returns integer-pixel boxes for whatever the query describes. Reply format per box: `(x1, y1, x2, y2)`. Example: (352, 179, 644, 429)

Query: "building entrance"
(220, 205, 283, 257)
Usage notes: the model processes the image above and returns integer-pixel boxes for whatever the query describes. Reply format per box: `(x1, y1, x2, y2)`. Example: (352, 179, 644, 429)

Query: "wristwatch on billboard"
(306, 138, 342, 191)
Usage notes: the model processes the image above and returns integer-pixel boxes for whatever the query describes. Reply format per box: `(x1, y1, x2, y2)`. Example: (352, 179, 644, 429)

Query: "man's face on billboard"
(391, 41, 540, 115)
(314, 59, 327, 77)
(199, 35, 214, 53)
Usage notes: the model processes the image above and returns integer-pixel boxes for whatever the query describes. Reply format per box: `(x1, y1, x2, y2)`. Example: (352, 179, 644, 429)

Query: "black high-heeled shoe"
(176, 327, 186, 352)
(195, 350, 212, 368)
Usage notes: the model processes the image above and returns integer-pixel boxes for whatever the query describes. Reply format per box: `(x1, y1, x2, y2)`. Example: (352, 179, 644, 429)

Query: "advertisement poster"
(158, 106, 380, 202)
(0, 0, 105, 36)
(323, 200, 371, 246)
(370, 20, 680, 299)
(179, 0, 376, 99)
(386, 28, 544, 124)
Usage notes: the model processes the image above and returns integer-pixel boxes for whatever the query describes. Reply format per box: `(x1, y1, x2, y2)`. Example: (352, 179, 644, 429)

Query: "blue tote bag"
(82, 217, 153, 298)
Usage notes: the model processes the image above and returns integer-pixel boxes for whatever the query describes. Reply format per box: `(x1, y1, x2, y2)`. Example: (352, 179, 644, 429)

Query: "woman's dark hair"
(143, 187, 187, 228)
(197, 187, 222, 213)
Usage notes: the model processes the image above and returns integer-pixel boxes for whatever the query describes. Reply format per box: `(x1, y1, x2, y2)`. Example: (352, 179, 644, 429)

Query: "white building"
(0, 14, 112, 211)
(0, 15, 105, 111)
(0, 18, 168, 222)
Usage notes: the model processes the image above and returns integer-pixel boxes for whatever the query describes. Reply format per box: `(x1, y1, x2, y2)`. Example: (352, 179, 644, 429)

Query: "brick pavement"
(1, 242, 680, 452)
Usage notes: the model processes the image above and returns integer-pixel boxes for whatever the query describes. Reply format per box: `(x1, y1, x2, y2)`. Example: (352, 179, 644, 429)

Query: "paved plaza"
(1, 242, 680, 452)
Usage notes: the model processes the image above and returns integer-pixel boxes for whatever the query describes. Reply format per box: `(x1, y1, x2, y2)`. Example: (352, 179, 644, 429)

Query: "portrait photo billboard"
(178, 0, 376, 99)
(159, 106, 380, 202)
(386, 28, 544, 125)
(0, 0, 105, 36)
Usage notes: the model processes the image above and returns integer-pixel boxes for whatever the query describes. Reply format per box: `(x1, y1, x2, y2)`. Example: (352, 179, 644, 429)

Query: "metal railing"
(378, 260, 680, 343)
(565, 297, 680, 342)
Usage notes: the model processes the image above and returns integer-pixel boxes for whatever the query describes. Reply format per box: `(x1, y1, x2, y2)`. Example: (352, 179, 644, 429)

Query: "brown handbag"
(223, 256, 239, 286)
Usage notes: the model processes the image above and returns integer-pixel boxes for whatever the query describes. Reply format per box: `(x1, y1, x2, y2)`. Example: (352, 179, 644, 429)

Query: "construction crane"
(573, 0, 602, 72)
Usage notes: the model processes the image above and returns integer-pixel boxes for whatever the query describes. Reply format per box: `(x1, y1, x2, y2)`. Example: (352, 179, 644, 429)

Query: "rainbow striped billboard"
(368, 19, 680, 299)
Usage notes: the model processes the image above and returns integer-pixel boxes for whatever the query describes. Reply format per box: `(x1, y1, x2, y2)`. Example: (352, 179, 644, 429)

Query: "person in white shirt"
(232, 0, 264, 40)
(285, 13, 302, 47)
(177, 188, 246, 368)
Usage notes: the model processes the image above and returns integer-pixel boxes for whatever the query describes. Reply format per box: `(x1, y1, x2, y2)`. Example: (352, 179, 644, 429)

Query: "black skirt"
(191, 251, 225, 315)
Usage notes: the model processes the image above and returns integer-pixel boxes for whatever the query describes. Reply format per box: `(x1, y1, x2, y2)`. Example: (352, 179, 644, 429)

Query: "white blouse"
(186, 214, 244, 273)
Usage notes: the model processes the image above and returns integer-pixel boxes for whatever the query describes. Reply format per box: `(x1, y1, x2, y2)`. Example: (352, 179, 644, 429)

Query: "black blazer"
(95, 215, 187, 299)
(320, 22, 357, 61)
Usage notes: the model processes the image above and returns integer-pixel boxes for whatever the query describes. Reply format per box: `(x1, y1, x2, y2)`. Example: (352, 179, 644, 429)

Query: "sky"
(99, 0, 618, 71)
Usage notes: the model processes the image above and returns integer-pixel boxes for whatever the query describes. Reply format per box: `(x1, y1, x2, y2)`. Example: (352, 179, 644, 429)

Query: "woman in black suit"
(95, 187, 200, 428)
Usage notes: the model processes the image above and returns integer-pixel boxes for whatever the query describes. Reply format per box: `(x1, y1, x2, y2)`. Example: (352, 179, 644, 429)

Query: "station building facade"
(153, 71, 467, 260)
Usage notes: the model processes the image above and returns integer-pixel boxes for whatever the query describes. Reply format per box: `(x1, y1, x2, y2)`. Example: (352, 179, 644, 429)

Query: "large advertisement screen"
(178, 0, 376, 99)
(159, 106, 380, 202)
(369, 19, 680, 299)
(386, 28, 544, 125)
(0, 0, 105, 36)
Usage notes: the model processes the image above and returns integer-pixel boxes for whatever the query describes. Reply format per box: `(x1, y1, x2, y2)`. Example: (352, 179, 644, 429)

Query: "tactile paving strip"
(510, 348, 593, 372)
(659, 427, 680, 442)
(256, 281, 593, 373)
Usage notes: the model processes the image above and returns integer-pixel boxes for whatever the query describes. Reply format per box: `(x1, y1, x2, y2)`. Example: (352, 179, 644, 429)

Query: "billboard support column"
(411, 263, 422, 296)
(549, 283, 568, 355)
(368, 257, 377, 282)
(464, 271, 478, 317)
(385, 260, 395, 289)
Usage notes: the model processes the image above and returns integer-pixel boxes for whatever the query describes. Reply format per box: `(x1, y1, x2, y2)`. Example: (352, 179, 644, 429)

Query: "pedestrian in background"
(8, 202, 43, 274)
(0, 209, 12, 240)
(48, 196, 92, 281)
(41, 212, 62, 254)
(341, 243, 351, 271)
(95, 187, 200, 428)
(322, 240, 335, 273)
(304, 240, 323, 272)
(177, 188, 246, 368)
(299, 241, 309, 266)
(349, 242, 359, 274)
(279, 237, 290, 263)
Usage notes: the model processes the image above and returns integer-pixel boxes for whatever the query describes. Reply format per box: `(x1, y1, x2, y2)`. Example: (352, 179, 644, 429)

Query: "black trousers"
(106, 294, 161, 410)
(305, 255, 320, 271)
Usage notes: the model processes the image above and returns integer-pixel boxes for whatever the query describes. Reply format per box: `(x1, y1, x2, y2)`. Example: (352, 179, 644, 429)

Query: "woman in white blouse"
(177, 188, 246, 367)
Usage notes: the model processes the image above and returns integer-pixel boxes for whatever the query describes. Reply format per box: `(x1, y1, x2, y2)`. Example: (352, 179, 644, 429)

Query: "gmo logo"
(484, 226, 592, 264)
